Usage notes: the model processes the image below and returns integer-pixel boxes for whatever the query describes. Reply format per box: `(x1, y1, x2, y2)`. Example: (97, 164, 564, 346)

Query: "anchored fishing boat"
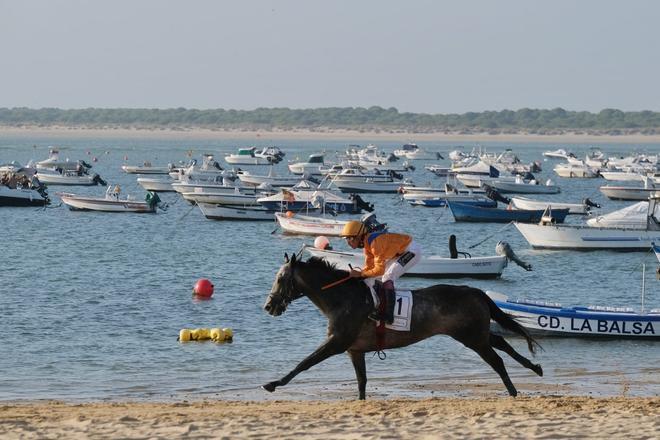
(136, 176, 176, 192)
(274, 212, 349, 236)
(197, 203, 275, 221)
(59, 188, 160, 213)
(487, 290, 660, 339)
(515, 197, 660, 250)
(0, 185, 50, 207)
(225, 147, 277, 165)
(510, 196, 597, 215)
(121, 162, 171, 174)
(447, 201, 569, 223)
(599, 177, 659, 201)
(36, 169, 107, 186)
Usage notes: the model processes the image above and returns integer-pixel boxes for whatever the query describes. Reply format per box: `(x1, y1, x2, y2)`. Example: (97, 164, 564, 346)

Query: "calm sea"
(1, 135, 659, 401)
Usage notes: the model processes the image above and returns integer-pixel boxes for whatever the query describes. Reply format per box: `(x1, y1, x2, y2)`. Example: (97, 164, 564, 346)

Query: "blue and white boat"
(410, 198, 497, 208)
(487, 291, 660, 339)
(447, 201, 569, 223)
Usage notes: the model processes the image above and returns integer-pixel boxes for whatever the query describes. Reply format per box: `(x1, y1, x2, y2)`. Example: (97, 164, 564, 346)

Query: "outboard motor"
(436, 152, 444, 160)
(583, 198, 601, 210)
(92, 174, 107, 186)
(448, 234, 470, 259)
(522, 172, 535, 181)
(387, 152, 399, 162)
(530, 161, 542, 173)
(350, 194, 374, 213)
(387, 170, 404, 180)
(79, 160, 93, 169)
(361, 212, 387, 233)
(496, 241, 532, 271)
(482, 184, 510, 204)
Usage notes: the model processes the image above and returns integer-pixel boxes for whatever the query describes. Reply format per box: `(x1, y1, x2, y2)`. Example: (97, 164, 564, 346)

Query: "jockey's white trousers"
(364, 240, 422, 288)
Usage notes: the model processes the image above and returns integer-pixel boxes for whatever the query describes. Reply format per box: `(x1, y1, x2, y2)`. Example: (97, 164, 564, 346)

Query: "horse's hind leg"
(347, 350, 367, 400)
(470, 343, 518, 397)
(489, 334, 543, 377)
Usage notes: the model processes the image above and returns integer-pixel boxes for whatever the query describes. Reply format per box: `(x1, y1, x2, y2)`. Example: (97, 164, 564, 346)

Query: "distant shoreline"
(2, 125, 660, 143)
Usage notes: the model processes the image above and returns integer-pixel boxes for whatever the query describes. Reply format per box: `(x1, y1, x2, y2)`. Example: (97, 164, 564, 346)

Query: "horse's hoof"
(262, 383, 276, 393)
(533, 364, 544, 377)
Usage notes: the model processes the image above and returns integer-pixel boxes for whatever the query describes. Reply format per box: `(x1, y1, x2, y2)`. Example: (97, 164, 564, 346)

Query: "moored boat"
(121, 162, 171, 174)
(510, 196, 596, 215)
(59, 189, 160, 213)
(0, 185, 50, 207)
(274, 212, 349, 236)
(136, 177, 176, 192)
(487, 291, 660, 339)
(514, 197, 660, 250)
(225, 147, 276, 165)
(447, 201, 569, 223)
(197, 203, 275, 221)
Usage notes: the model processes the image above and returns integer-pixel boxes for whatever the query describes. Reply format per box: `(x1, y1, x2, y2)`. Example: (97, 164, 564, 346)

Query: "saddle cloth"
(368, 287, 413, 332)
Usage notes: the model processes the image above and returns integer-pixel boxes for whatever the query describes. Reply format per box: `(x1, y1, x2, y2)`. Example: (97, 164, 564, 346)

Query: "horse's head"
(264, 253, 303, 316)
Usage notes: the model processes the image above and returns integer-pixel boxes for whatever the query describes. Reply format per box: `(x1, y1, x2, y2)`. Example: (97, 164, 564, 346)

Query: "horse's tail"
(482, 292, 541, 354)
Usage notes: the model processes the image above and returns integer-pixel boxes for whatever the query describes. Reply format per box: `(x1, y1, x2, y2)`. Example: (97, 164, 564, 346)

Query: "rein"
(321, 275, 352, 290)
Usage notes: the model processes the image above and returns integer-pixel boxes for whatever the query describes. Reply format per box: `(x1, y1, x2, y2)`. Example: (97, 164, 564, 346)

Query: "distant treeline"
(2, 107, 660, 134)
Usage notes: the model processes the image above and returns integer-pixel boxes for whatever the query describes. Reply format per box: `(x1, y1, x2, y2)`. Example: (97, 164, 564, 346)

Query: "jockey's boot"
(369, 280, 396, 324)
(382, 280, 396, 324)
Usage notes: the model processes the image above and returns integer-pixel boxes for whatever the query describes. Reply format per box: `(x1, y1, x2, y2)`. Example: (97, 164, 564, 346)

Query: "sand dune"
(1, 397, 658, 439)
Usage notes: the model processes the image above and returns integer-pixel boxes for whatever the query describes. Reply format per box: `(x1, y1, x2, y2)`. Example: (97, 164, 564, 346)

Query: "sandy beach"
(2, 125, 660, 143)
(1, 397, 658, 439)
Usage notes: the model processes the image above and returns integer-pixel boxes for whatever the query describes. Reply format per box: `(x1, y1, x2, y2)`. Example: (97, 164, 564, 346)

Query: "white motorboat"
(510, 196, 593, 215)
(121, 162, 171, 174)
(35, 148, 91, 171)
(237, 167, 302, 187)
(181, 187, 260, 205)
(0, 185, 50, 206)
(274, 212, 349, 236)
(599, 177, 659, 201)
(586, 201, 660, 229)
(487, 178, 560, 194)
(600, 171, 646, 181)
(392, 143, 440, 161)
(136, 177, 176, 192)
(303, 245, 508, 279)
(36, 170, 106, 186)
(328, 168, 407, 193)
(197, 203, 275, 221)
(257, 187, 361, 213)
(169, 154, 226, 180)
(288, 154, 325, 175)
(225, 147, 274, 165)
(424, 165, 451, 176)
(254, 146, 285, 162)
(554, 162, 599, 178)
(59, 189, 159, 213)
(543, 149, 573, 159)
(514, 197, 660, 250)
(171, 176, 250, 195)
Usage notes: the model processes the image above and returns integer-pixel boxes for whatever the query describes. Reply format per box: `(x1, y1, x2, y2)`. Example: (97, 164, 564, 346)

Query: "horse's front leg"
(347, 350, 367, 400)
(262, 335, 348, 393)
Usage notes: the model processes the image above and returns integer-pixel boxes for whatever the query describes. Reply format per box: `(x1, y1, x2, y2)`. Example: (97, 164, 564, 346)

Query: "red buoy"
(193, 279, 214, 298)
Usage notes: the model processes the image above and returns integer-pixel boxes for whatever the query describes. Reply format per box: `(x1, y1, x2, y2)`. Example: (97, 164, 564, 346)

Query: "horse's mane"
(304, 256, 342, 274)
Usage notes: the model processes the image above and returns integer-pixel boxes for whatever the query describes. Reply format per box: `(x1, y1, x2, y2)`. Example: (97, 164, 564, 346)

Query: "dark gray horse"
(263, 254, 543, 400)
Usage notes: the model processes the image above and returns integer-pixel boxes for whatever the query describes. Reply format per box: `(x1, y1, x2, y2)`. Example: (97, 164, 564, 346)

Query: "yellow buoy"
(210, 328, 225, 341)
(222, 328, 233, 340)
(179, 329, 192, 342)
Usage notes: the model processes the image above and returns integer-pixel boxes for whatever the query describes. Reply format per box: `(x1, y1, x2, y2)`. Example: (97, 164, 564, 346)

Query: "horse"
(262, 253, 543, 400)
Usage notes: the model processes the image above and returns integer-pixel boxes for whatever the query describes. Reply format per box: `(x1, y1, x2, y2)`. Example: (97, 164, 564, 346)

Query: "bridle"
(269, 262, 304, 307)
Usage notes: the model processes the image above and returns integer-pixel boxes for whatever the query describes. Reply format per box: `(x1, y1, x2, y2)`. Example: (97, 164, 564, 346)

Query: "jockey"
(340, 218, 421, 324)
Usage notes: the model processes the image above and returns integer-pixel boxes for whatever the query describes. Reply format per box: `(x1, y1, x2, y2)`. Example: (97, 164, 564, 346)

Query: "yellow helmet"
(340, 220, 367, 238)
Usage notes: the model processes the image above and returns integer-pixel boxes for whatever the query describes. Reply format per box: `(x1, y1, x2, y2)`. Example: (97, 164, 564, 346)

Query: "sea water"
(1, 135, 659, 401)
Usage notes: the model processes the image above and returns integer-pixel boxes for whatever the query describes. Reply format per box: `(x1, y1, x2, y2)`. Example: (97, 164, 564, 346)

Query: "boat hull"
(60, 195, 155, 213)
(198, 203, 275, 221)
(448, 202, 569, 223)
(275, 213, 348, 236)
(487, 292, 660, 339)
(137, 177, 175, 192)
(514, 222, 660, 250)
(599, 186, 660, 201)
(0, 187, 49, 206)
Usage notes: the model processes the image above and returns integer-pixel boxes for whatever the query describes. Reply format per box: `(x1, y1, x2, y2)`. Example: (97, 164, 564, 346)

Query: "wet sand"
(1, 396, 658, 439)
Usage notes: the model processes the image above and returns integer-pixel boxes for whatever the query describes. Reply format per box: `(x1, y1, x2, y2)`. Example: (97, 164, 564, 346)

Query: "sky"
(1, 0, 660, 114)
